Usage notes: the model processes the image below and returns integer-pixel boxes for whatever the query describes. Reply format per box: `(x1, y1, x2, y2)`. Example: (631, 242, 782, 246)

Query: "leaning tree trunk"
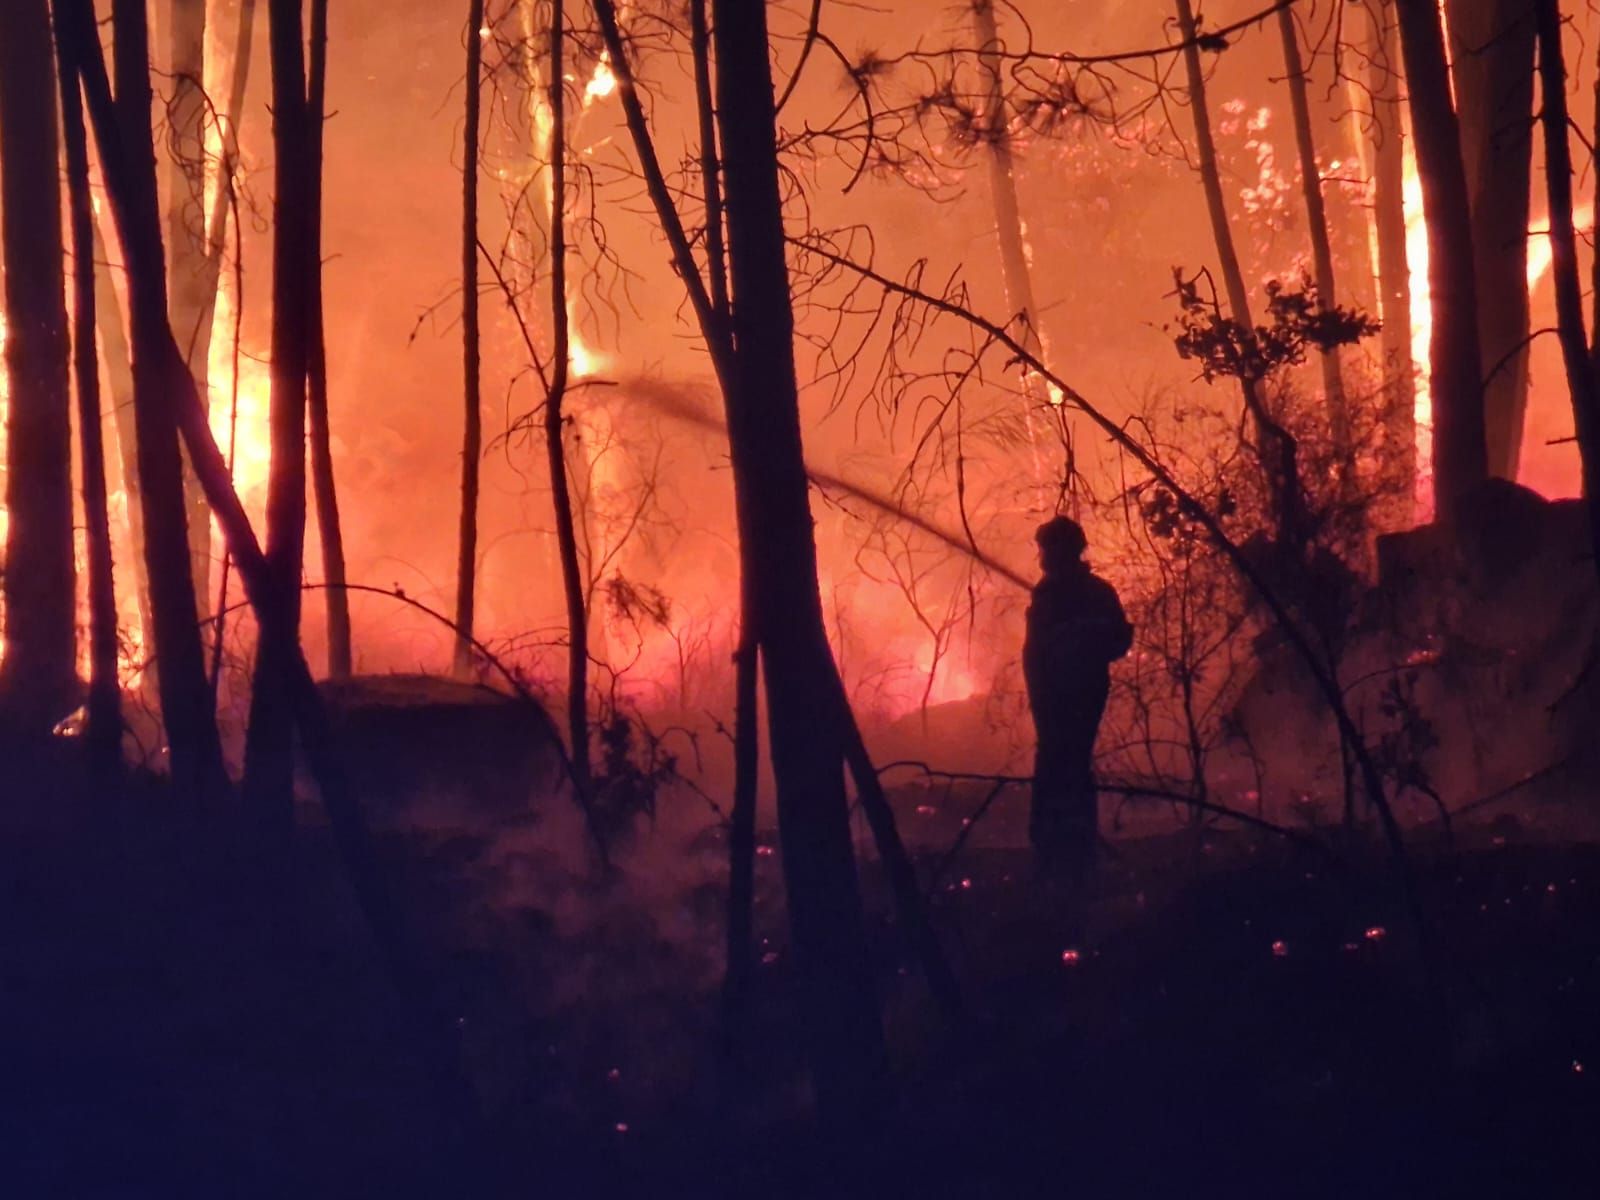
(56, 33, 123, 780)
(1394, 0, 1490, 516)
(710, 0, 888, 1122)
(1447, 0, 1535, 483)
(1277, 4, 1348, 462)
(243, 0, 315, 827)
(305, 0, 351, 677)
(105, 0, 229, 797)
(0, 0, 79, 734)
(1534, 0, 1600, 580)
(60, 2, 476, 1117)
(1368, 0, 1416, 509)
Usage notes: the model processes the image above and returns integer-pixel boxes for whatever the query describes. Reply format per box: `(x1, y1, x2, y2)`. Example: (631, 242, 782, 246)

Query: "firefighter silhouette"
(1023, 516, 1132, 873)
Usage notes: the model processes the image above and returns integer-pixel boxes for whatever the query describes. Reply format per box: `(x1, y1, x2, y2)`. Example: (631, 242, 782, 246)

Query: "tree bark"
(1394, 0, 1490, 516)
(305, 0, 351, 677)
(710, 0, 888, 1120)
(56, 31, 124, 781)
(690, 0, 759, 1062)
(81, 0, 229, 796)
(1276, 4, 1348, 461)
(1174, 0, 1302, 549)
(1447, 0, 1535, 482)
(1368, 0, 1416, 507)
(243, 0, 314, 826)
(60, 4, 473, 1111)
(0, 0, 79, 733)
(544, 0, 592, 802)
(972, 0, 1048, 413)
(165, 0, 215, 605)
(1533, 0, 1600, 578)
(454, 0, 485, 678)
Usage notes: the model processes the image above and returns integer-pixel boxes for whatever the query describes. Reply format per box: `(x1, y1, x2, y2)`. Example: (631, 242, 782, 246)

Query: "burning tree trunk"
(93, 0, 229, 797)
(454, 0, 484, 678)
(1447, 0, 1535, 482)
(543, 0, 593, 802)
(55, 24, 123, 779)
(1276, 4, 1348, 463)
(1533, 0, 1600, 578)
(306, 0, 351, 678)
(1394, 0, 1489, 516)
(243, 0, 315, 825)
(0, 0, 79, 734)
(1367, 0, 1416, 503)
(708, 0, 888, 1118)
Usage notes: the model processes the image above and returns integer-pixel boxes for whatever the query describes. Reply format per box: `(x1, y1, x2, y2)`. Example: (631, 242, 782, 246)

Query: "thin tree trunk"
(545, 0, 592, 804)
(60, 7, 475, 1115)
(692, 0, 758, 1061)
(186, 0, 258, 383)
(1394, 0, 1490, 516)
(1174, 0, 1302, 550)
(243, 0, 314, 826)
(90, 208, 158, 656)
(1533, 0, 1600, 578)
(99, 0, 228, 796)
(1447, 0, 1535, 482)
(305, 0, 350, 677)
(710, 0, 888, 1121)
(1368, 0, 1416, 509)
(1174, 0, 1253, 335)
(972, 0, 1048, 413)
(598, 0, 964, 1093)
(1276, 4, 1348, 462)
(0, 0, 79, 733)
(1592, 37, 1600, 368)
(57, 36, 123, 782)
(165, 0, 214, 605)
(454, 0, 485, 677)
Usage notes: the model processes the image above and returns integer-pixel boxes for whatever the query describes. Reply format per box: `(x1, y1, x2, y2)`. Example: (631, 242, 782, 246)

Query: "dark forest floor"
(3, 745, 1598, 1198)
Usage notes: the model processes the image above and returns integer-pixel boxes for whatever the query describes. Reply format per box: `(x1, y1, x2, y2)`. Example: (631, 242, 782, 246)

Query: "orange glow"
(1525, 204, 1594, 288)
(1402, 144, 1432, 517)
(0, 312, 8, 664)
(204, 278, 273, 527)
(582, 53, 616, 105)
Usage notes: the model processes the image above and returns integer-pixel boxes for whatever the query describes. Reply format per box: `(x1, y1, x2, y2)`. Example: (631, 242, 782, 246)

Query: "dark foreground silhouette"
(4, 735, 1598, 1199)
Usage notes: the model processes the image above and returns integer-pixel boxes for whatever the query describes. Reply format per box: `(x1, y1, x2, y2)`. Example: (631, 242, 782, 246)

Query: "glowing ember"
(583, 54, 616, 104)
(1270, 939, 1289, 958)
